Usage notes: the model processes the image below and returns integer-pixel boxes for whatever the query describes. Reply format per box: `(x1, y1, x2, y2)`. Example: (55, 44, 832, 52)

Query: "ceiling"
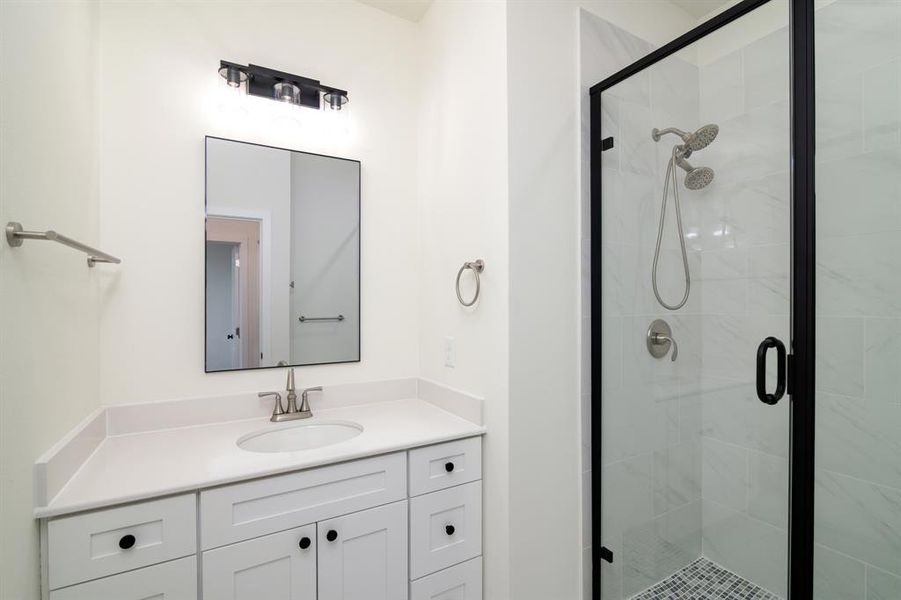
(669, 0, 735, 19)
(358, 0, 434, 22)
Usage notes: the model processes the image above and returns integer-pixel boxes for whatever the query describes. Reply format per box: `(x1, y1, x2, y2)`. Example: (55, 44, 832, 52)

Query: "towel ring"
(456, 259, 485, 307)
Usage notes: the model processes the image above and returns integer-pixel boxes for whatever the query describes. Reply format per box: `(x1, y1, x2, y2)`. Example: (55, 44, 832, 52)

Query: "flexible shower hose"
(651, 146, 691, 311)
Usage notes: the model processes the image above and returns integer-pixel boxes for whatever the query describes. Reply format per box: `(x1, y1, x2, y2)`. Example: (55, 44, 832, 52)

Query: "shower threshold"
(630, 557, 782, 600)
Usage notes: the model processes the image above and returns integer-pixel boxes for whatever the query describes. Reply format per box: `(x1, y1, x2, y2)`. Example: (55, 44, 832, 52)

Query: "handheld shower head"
(652, 123, 719, 151)
(675, 153, 715, 190)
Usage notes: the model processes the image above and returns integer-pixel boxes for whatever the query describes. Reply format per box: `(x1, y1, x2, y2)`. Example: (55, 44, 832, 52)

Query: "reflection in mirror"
(205, 137, 360, 372)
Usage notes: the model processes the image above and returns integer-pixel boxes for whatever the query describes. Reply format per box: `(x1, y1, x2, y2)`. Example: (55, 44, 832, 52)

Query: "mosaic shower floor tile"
(631, 557, 782, 600)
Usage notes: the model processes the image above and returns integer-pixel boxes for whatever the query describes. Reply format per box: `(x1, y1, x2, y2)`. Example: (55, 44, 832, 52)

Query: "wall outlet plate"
(444, 337, 456, 368)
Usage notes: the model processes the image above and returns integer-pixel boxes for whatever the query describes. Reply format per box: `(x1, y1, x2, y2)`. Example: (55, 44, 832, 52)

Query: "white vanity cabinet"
(41, 436, 483, 600)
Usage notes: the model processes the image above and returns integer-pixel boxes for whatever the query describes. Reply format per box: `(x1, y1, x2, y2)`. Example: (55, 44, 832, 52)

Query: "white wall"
(507, 2, 696, 599)
(97, 0, 420, 404)
(0, 3, 101, 599)
(416, 2, 510, 598)
(206, 138, 292, 367)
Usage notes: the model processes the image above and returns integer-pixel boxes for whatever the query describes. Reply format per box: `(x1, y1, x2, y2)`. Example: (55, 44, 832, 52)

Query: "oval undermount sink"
(237, 421, 363, 453)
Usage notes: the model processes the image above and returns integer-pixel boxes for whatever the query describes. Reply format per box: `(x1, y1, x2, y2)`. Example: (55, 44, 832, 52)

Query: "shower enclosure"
(589, 0, 901, 598)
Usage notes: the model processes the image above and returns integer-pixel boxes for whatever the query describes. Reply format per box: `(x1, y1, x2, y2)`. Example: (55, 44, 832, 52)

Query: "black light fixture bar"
(219, 60, 349, 111)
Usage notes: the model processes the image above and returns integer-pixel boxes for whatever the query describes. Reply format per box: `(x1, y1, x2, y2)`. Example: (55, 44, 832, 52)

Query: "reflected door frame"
(587, 0, 816, 598)
(207, 215, 261, 369)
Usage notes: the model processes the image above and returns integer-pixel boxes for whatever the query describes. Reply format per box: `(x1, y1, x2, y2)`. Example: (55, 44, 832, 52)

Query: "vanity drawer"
(47, 494, 196, 590)
(201, 452, 407, 549)
(410, 481, 482, 579)
(410, 557, 482, 600)
(49, 556, 196, 600)
(409, 437, 481, 497)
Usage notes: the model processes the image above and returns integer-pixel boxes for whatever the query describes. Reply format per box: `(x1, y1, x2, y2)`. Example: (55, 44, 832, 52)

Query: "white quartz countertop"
(36, 398, 485, 518)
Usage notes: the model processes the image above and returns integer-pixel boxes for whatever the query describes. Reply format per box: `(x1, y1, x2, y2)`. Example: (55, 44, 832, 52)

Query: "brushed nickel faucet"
(258, 368, 321, 422)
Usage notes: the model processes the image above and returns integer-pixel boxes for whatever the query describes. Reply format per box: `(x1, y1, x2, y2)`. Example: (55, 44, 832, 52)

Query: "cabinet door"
(202, 524, 316, 600)
(318, 500, 408, 600)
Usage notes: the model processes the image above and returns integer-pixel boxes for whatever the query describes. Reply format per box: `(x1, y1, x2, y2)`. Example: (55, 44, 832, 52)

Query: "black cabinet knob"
(326, 530, 338, 542)
(445, 462, 455, 473)
(445, 525, 455, 536)
(299, 537, 311, 550)
(118, 534, 136, 550)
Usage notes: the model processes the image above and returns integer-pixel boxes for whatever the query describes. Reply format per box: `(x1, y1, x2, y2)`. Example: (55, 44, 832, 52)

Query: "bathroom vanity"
(34, 381, 485, 600)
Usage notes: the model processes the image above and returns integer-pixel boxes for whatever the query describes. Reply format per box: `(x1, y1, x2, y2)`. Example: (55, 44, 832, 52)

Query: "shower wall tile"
(622, 500, 702, 598)
(815, 468, 901, 577)
(815, 0, 901, 85)
(653, 440, 701, 515)
(601, 454, 654, 542)
(818, 232, 901, 317)
(701, 437, 747, 512)
(813, 544, 866, 600)
(619, 100, 657, 176)
(600, 534, 624, 600)
(747, 243, 790, 316)
(741, 26, 789, 111)
(863, 60, 901, 152)
(701, 499, 787, 598)
(816, 73, 864, 164)
(699, 50, 744, 124)
(747, 450, 788, 530)
(716, 171, 791, 247)
(817, 150, 901, 237)
(700, 376, 790, 461)
(816, 317, 865, 397)
(864, 317, 901, 404)
(867, 567, 901, 600)
(816, 393, 901, 490)
(601, 383, 680, 465)
(706, 101, 790, 184)
(651, 56, 699, 128)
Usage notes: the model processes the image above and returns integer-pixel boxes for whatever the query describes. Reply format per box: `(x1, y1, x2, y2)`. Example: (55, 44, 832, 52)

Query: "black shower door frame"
(587, 0, 815, 598)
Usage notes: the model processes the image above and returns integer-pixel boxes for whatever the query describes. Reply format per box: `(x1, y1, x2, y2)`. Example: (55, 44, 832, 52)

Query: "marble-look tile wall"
(693, 18, 792, 598)
(813, 1, 901, 598)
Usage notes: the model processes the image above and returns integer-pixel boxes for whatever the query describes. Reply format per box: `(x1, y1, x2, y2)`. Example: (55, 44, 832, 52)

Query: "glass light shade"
(218, 65, 248, 90)
(323, 91, 349, 111)
(274, 82, 301, 105)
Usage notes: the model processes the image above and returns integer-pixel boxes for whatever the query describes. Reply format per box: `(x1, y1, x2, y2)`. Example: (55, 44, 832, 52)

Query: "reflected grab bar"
(299, 314, 345, 323)
(5, 221, 121, 268)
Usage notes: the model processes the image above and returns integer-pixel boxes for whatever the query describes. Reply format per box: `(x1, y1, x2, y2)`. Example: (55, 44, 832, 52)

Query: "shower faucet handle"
(647, 319, 678, 362)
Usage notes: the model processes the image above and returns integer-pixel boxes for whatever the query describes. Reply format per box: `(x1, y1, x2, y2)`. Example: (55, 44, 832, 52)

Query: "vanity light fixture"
(219, 60, 349, 111)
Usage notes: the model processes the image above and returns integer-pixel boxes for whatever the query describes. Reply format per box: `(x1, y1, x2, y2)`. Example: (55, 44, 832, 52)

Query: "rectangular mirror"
(205, 137, 360, 372)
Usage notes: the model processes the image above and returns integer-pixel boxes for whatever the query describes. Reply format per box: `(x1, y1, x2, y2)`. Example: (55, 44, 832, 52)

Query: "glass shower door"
(592, 2, 792, 598)
(813, 2, 901, 597)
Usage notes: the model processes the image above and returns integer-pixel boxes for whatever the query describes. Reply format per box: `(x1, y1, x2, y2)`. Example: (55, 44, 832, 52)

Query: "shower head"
(675, 153, 715, 190)
(652, 123, 719, 152)
(684, 166, 715, 190)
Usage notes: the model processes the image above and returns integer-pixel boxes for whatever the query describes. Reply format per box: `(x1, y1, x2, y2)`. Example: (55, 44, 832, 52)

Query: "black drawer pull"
(299, 537, 311, 550)
(445, 462, 455, 473)
(445, 525, 455, 536)
(118, 534, 136, 550)
(326, 530, 338, 542)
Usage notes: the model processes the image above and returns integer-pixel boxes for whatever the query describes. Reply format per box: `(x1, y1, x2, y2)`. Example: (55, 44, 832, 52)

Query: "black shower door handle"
(756, 336, 786, 405)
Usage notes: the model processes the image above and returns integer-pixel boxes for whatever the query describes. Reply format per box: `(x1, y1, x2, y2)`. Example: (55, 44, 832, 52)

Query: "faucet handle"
(299, 386, 322, 414)
(259, 391, 284, 420)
